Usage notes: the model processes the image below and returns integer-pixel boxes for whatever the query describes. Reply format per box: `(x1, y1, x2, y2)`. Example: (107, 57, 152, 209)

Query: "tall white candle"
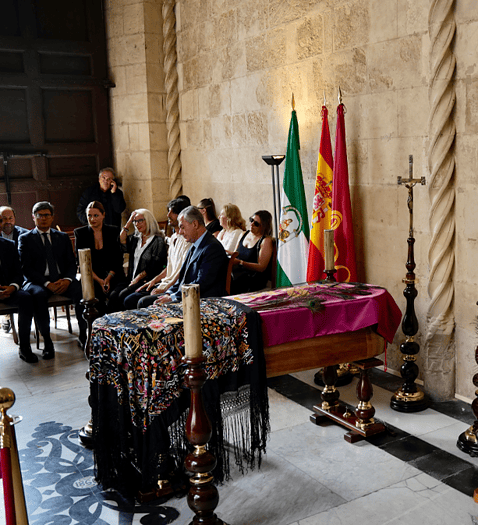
(182, 284, 202, 358)
(324, 229, 334, 271)
(78, 248, 95, 301)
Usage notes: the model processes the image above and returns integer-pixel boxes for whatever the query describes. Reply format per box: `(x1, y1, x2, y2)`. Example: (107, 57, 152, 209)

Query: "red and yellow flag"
(307, 105, 333, 282)
(332, 103, 357, 282)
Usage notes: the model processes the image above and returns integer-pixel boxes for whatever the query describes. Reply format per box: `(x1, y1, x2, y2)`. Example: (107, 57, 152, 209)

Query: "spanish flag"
(307, 105, 333, 282)
(332, 102, 357, 282)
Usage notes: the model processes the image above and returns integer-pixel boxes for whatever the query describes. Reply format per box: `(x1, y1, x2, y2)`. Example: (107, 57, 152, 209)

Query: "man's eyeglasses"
(133, 218, 145, 224)
(35, 213, 52, 219)
(249, 217, 261, 228)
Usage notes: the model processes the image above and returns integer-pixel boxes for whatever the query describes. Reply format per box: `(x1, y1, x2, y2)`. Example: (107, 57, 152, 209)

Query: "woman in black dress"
(231, 210, 274, 295)
(197, 198, 222, 236)
(109, 208, 167, 311)
(74, 201, 123, 314)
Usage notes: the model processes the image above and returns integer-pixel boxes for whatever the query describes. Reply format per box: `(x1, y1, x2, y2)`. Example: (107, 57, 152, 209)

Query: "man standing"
(154, 206, 228, 305)
(0, 206, 29, 247)
(19, 202, 87, 359)
(77, 167, 126, 228)
(0, 215, 37, 363)
(123, 197, 192, 309)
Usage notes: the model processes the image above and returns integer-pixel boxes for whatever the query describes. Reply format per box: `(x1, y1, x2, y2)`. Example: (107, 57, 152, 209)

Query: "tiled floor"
(1, 313, 478, 524)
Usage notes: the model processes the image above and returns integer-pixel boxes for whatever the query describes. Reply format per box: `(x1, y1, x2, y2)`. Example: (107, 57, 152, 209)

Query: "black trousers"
(23, 279, 87, 337)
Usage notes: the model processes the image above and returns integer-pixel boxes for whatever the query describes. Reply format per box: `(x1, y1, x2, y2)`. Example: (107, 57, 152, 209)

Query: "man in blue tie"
(19, 202, 87, 360)
(153, 206, 228, 305)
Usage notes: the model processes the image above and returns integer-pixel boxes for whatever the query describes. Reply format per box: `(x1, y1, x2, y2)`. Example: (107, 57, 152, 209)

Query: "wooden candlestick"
(182, 284, 226, 525)
(78, 248, 95, 301)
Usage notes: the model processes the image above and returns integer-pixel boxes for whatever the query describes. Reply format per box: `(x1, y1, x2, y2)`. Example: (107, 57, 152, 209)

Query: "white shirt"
(156, 232, 191, 292)
(132, 235, 155, 278)
(218, 228, 244, 253)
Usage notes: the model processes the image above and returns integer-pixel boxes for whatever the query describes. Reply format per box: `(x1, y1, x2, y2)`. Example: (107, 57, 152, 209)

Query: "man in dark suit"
(0, 215, 38, 363)
(19, 201, 87, 359)
(0, 206, 29, 333)
(0, 206, 29, 247)
(153, 206, 228, 306)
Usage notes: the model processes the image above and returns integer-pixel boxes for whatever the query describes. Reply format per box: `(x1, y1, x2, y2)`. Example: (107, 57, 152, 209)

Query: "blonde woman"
(217, 203, 246, 254)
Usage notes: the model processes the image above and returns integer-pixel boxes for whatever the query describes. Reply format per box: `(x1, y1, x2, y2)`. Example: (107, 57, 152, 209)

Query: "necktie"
(42, 233, 60, 282)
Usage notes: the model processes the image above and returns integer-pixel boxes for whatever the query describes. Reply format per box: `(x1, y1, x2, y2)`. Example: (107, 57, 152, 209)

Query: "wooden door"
(0, 0, 113, 229)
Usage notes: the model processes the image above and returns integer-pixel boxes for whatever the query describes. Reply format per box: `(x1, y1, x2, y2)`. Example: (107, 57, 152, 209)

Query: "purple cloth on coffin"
(228, 282, 402, 347)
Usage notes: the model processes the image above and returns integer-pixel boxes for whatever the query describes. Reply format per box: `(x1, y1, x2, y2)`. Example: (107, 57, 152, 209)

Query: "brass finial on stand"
(391, 155, 429, 412)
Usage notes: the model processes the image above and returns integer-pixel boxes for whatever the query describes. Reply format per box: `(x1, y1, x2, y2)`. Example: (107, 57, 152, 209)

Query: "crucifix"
(391, 155, 429, 413)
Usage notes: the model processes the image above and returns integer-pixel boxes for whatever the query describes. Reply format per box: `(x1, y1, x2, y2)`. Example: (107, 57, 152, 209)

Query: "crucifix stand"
(390, 155, 429, 412)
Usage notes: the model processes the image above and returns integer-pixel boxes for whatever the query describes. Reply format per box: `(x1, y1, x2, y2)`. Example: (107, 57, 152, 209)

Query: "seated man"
(19, 202, 87, 359)
(0, 205, 29, 333)
(77, 167, 126, 228)
(153, 206, 229, 306)
(0, 205, 29, 247)
(123, 197, 192, 309)
(0, 215, 38, 363)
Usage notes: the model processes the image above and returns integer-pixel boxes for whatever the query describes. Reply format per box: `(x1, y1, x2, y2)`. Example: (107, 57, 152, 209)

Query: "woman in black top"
(74, 201, 123, 314)
(197, 198, 222, 236)
(231, 210, 274, 295)
(109, 208, 167, 311)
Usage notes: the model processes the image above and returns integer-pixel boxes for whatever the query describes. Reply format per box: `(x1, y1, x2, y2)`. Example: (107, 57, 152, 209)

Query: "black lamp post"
(262, 155, 285, 239)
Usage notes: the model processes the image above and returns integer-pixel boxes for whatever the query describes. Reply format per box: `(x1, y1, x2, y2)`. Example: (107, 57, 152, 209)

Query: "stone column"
(425, 0, 456, 401)
(105, 0, 172, 220)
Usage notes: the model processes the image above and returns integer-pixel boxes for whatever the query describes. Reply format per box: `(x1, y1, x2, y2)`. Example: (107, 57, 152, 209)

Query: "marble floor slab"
(1, 316, 478, 525)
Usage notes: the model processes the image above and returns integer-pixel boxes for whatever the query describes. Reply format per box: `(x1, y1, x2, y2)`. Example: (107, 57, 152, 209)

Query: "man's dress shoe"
(19, 347, 39, 363)
(42, 345, 55, 360)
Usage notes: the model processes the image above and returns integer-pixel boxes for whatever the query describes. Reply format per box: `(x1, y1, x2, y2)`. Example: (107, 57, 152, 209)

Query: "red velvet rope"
(1, 447, 16, 525)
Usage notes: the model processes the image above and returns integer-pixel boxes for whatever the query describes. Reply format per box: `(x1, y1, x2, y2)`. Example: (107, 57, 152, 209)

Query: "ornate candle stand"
(182, 285, 226, 525)
(183, 356, 225, 525)
(315, 269, 354, 387)
(456, 303, 478, 457)
(390, 156, 429, 412)
(78, 297, 100, 446)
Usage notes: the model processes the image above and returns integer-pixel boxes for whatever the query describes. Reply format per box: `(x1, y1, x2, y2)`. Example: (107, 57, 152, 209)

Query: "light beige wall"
(105, 0, 170, 221)
(175, 0, 478, 400)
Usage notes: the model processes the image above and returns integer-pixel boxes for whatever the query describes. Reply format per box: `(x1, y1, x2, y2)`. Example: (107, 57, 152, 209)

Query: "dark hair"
(32, 201, 54, 215)
(86, 201, 105, 214)
(253, 210, 272, 237)
(197, 198, 217, 222)
(168, 197, 190, 215)
(176, 195, 191, 206)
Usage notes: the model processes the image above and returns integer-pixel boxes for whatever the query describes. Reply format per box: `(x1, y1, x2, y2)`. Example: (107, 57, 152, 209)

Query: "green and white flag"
(276, 107, 310, 287)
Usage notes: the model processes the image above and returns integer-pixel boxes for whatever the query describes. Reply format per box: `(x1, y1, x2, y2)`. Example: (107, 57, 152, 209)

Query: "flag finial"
(338, 86, 343, 105)
(292, 93, 295, 110)
(323, 91, 326, 106)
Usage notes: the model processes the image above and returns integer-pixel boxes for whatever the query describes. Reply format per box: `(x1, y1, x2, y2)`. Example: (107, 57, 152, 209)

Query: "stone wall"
(105, 0, 170, 220)
(174, 0, 478, 400)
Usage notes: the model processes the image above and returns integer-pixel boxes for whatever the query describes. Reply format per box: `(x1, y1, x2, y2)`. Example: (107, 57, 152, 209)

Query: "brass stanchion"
(1, 387, 29, 524)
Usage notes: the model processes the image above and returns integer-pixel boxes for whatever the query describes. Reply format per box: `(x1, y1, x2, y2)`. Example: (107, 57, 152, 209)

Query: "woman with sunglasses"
(109, 209, 167, 311)
(231, 210, 274, 295)
(217, 203, 246, 253)
(74, 201, 123, 315)
(197, 198, 222, 236)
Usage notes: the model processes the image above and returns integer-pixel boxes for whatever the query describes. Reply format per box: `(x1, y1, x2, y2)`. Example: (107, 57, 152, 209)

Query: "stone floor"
(1, 312, 478, 524)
